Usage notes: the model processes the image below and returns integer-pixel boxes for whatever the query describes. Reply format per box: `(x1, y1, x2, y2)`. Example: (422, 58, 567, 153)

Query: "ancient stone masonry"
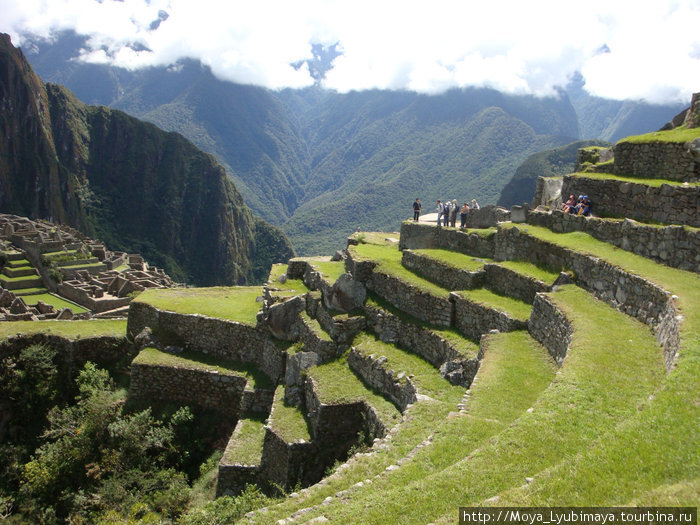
(363, 303, 479, 387)
(495, 226, 681, 368)
(297, 312, 340, 362)
(258, 426, 315, 492)
(127, 301, 286, 382)
(611, 141, 700, 182)
(561, 174, 700, 228)
(216, 421, 261, 497)
(130, 358, 248, 413)
(528, 293, 573, 365)
(451, 291, 528, 342)
(527, 209, 700, 273)
(401, 250, 486, 291)
(483, 263, 553, 304)
(399, 222, 496, 258)
(366, 269, 453, 327)
(347, 347, 418, 411)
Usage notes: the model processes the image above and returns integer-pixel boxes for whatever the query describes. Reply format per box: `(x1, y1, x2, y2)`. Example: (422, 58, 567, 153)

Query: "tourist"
(460, 202, 470, 228)
(578, 195, 592, 216)
(450, 199, 458, 227)
(562, 194, 576, 213)
(436, 200, 444, 226)
(471, 198, 480, 210)
(412, 198, 422, 221)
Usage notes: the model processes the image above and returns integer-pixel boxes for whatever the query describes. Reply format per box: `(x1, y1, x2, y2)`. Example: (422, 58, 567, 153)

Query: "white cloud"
(0, 0, 698, 102)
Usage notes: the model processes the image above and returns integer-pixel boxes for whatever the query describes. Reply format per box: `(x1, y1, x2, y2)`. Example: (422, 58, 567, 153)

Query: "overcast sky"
(1, 0, 699, 103)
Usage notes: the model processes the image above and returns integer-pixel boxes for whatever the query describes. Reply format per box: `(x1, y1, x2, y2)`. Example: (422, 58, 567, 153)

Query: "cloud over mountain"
(2, 0, 699, 102)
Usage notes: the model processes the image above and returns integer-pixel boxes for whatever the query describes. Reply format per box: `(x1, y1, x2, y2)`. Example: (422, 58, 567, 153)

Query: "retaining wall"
(129, 360, 247, 413)
(401, 250, 485, 290)
(561, 174, 700, 227)
(484, 263, 553, 304)
(452, 292, 529, 341)
(527, 209, 700, 273)
(399, 222, 496, 258)
(612, 141, 700, 181)
(495, 226, 680, 368)
(127, 302, 285, 382)
(364, 303, 479, 387)
(528, 293, 573, 365)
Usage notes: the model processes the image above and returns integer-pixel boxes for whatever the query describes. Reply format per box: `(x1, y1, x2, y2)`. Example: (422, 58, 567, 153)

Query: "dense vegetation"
(0, 34, 294, 286)
(0, 343, 272, 524)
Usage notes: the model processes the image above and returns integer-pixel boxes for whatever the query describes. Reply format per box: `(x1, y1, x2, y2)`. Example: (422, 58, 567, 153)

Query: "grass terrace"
(300, 311, 333, 342)
(495, 259, 560, 284)
(350, 231, 400, 246)
(221, 416, 267, 466)
(24, 293, 89, 313)
(268, 387, 311, 443)
(266, 263, 308, 296)
(6, 258, 31, 267)
(0, 319, 127, 339)
(350, 243, 452, 298)
(305, 285, 666, 523)
(13, 287, 48, 296)
(309, 260, 346, 283)
(618, 126, 700, 144)
(456, 287, 533, 321)
(307, 355, 402, 427)
(410, 248, 491, 271)
(365, 292, 479, 361)
(133, 286, 263, 325)
(568, 171, 700, 188)
(353, 333, 464, 403)
(133, 347, 272, 390)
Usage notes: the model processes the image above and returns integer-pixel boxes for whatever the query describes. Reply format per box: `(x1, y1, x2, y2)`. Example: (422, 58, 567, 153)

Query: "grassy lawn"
(6, 258, 31, 267)
(569, 171, 700, 188)
(13, 287, 48, 295)
(24, 293, 89, 314)
(310, 260, 346, 283)
(618, 126, 700, 144)
(495, 259, 560, 283)
(266, 263, 309, 296)
(268, 387, 311, 443)
(410, 248, 490, 271)
(0, 274, 42, 283)
(350, 231, 401, 246)
(307, 355, 402, 428)
(300, 285, 666, 523)
(353, 333, 464, 403)
(133, 347, 272, 390)
(350, 243, 452, 298)
(246, 330, 556, 524)
(133, 286, 263, 325)
(455, 287, 533, 321)
(0, 319, 127, 339)
(221, 416, 267, 466)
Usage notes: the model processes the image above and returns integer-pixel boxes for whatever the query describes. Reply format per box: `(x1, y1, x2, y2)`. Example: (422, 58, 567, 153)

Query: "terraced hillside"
(2, 125, 697, 523)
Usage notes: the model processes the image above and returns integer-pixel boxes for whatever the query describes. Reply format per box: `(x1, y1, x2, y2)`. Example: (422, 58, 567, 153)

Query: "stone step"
(6, 257, 30, 267)
(216, 416, 266, 497)
(401, 248, 487, 290)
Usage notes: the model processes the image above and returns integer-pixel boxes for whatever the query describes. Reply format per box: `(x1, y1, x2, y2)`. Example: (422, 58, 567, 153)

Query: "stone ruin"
(0, 214, 174, 319)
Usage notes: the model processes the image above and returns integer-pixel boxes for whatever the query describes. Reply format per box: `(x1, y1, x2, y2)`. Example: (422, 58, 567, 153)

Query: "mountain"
(497, 139, 609, 208)
(0, 33, 294, 285)
(19, 32, 684, 254)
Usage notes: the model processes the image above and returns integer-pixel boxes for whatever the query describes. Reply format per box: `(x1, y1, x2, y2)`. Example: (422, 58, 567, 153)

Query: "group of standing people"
(411, 198, 480, 228)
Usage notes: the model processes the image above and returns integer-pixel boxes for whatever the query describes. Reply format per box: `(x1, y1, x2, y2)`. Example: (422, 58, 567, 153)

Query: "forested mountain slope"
(0, 34, 293, 285)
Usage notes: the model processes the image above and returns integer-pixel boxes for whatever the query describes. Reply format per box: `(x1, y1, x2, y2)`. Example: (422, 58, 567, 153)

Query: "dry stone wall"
(258, 427, 316, 491)
(401, 250, 485, 290)
(561, 174, 699, 227)
(364, 303, 479, 387)
(528, 293, 573, 365)
(347, 347, 418, 410)
(367, 269, 453, 327)
(611, 141, 700, 181)
(452, 292, 528, 341)
(130, 360, 247, 413)
(483, 263, 553, 304)
(527, 209, 700, 273)
(495, 226, 681, 368)
(399, 222, 495, 258)
(127, 301, 285, 382)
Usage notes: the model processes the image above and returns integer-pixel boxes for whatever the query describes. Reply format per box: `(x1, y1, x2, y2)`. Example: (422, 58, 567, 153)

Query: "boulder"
(265, 295, 305, 340)
(325, 273, 366, 313)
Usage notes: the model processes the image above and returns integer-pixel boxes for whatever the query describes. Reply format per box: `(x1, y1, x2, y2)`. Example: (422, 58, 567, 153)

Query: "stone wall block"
(528, 293, 573, 365)
(347, 347, 417, 410)
(402, 250, 485, 291)
(452, 292, 528, 342)
(484, 263, 551, 304)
